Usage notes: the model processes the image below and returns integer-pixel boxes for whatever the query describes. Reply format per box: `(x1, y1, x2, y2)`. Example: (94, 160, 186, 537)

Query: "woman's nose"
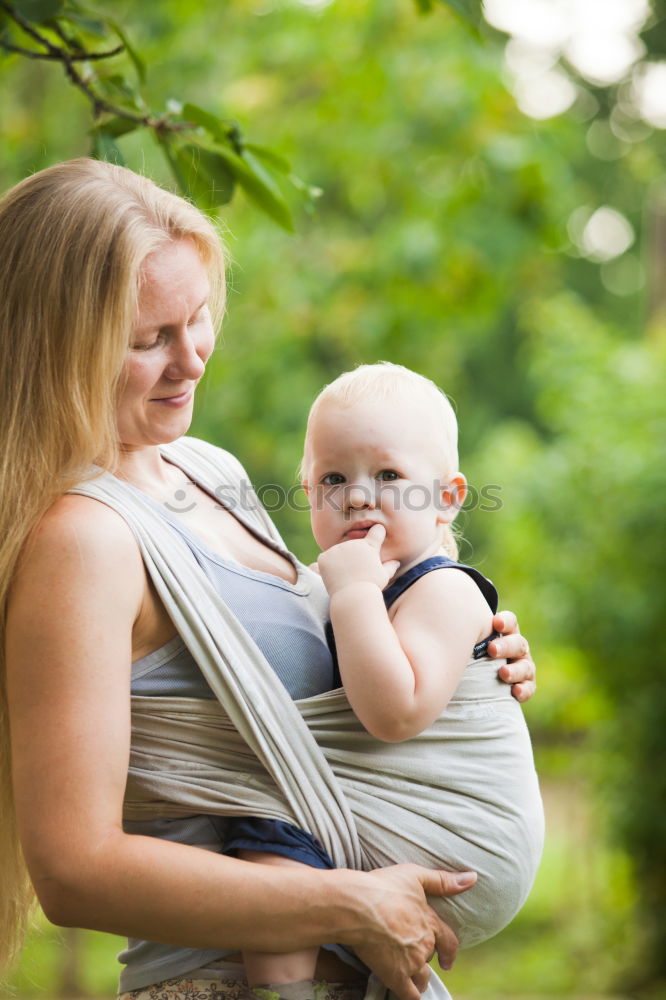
(165, 331, 207, 380)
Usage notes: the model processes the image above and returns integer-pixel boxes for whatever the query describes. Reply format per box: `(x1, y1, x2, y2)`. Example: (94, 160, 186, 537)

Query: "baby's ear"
(301, 479, 313, 505)
(437, 474, 467, 524)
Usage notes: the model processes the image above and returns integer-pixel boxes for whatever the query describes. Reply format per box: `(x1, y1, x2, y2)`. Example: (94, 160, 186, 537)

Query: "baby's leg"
(238, 849, 319, 991)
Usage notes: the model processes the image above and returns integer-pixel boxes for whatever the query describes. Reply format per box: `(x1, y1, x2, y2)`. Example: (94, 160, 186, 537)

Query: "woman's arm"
(6, 497, 472, 1000)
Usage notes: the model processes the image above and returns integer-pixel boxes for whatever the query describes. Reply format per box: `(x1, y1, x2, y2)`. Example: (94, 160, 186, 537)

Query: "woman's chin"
(119, 415, 194, 450)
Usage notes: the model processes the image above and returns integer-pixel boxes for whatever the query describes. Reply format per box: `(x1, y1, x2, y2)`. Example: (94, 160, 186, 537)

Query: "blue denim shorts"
(224, 817, 335, 869)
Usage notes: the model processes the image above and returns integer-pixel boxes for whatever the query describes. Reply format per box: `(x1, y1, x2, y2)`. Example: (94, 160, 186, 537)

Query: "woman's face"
(117, 238, 215, 451)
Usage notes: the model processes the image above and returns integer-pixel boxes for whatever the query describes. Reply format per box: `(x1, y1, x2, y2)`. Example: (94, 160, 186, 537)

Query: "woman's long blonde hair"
(0, 158, 226, 972)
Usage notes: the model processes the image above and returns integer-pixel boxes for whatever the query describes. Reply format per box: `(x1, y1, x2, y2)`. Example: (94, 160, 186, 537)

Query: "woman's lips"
(151, 388, 194, 407)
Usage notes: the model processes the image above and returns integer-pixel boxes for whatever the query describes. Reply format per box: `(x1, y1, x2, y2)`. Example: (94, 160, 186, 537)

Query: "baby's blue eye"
(322, 473, 345, 486)
(378, 470, 400, 481)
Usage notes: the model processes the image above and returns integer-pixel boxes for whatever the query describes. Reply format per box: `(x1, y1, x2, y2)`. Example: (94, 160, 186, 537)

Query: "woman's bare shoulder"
(15, 492, 144, 601)
(34, 492, 137, 550)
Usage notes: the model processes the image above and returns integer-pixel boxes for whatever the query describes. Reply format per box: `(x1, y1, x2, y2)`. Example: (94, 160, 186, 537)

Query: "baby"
(224, 362, 543, 998)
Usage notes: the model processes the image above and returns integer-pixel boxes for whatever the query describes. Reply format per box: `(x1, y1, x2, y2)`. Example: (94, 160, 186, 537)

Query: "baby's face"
(304, 397, 462, 572)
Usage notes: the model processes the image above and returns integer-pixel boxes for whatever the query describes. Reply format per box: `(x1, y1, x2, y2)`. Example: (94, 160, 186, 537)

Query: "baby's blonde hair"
(302, 362, 461, 559)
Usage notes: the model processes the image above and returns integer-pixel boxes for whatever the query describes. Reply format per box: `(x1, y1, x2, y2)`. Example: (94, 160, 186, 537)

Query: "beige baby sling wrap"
(73, 437, 544, 1000)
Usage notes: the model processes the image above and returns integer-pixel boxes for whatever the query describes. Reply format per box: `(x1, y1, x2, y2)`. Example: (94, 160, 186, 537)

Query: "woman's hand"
(487, 611, 536, 703)
(344, 864, 476, 1000)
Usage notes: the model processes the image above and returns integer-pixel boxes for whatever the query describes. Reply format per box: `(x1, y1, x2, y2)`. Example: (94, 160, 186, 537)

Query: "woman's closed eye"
(132, 304, 210, 350)
(131, 333, 164, 352)
(188, 304, 209, 327)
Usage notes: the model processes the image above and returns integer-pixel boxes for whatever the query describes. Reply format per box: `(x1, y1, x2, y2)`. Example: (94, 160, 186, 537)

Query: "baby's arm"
(318, 525, 493, 743)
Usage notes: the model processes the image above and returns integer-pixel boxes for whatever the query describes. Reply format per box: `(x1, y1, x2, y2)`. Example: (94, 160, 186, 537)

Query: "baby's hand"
(317, 523, 400, 597)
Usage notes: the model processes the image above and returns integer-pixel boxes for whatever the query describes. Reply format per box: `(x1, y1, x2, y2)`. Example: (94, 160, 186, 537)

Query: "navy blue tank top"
(382, 555, 498, 614)
(384, 555, 499, 659)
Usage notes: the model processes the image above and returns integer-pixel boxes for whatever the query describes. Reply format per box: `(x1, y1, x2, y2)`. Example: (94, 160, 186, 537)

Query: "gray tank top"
(130, 509, 334, 701)
(119, 492, 334, 993)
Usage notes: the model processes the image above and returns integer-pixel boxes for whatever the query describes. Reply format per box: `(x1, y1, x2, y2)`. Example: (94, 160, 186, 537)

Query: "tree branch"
(0, 3, 147, 125)
(49, 18, 123, 61)
(0, 39, 123, 61)
(0, 1, 59, 53)
(61, 57, 151, 125)
(0, 2, 203, 138)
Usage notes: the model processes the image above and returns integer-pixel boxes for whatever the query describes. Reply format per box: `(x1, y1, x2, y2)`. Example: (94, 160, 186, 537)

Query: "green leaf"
(172, 142, 236, 210)
(444, 0, 483, 26)
(181, 103, 250, 156)
(205, 141, 294, 231)
(91, 129, 125, 165)
(13, 0, 63, 21)
(173, 115, 294, 229)
(241, 148, 284, 197)
(157, 134, 188, 193)
(103, 16, 146, 83)
(92, 115, 139, 138)
(60, 9, 108, 38)
(96, 72, 144, 111)
(641, 12, 666, 58)
(244, 142, 291, 175)
(415, 0, 483, 27)
(182, 102, 233, 145)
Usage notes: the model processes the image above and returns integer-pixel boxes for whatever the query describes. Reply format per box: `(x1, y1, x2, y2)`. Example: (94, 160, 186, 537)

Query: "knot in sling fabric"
(72, 438, 544, 1000)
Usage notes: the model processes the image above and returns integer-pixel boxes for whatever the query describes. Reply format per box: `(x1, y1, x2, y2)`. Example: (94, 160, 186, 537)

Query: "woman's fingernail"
(454, 872, 477, 887)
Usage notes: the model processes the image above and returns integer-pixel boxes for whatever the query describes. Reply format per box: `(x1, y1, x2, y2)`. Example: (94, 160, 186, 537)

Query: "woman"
(0, 159, 537, 1000)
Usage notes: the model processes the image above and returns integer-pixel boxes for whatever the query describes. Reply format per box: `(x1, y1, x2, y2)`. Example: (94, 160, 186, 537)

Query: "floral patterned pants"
(118, 963, 367, 1000)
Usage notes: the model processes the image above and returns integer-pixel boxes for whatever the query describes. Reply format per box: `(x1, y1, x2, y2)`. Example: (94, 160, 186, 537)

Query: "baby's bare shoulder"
(391, 565, 492, 640)
(394, 564, 489, 609)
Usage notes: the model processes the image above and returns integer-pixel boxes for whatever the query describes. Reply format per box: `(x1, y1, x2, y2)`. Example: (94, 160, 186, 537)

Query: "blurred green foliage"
(1, 0, 665, 996)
